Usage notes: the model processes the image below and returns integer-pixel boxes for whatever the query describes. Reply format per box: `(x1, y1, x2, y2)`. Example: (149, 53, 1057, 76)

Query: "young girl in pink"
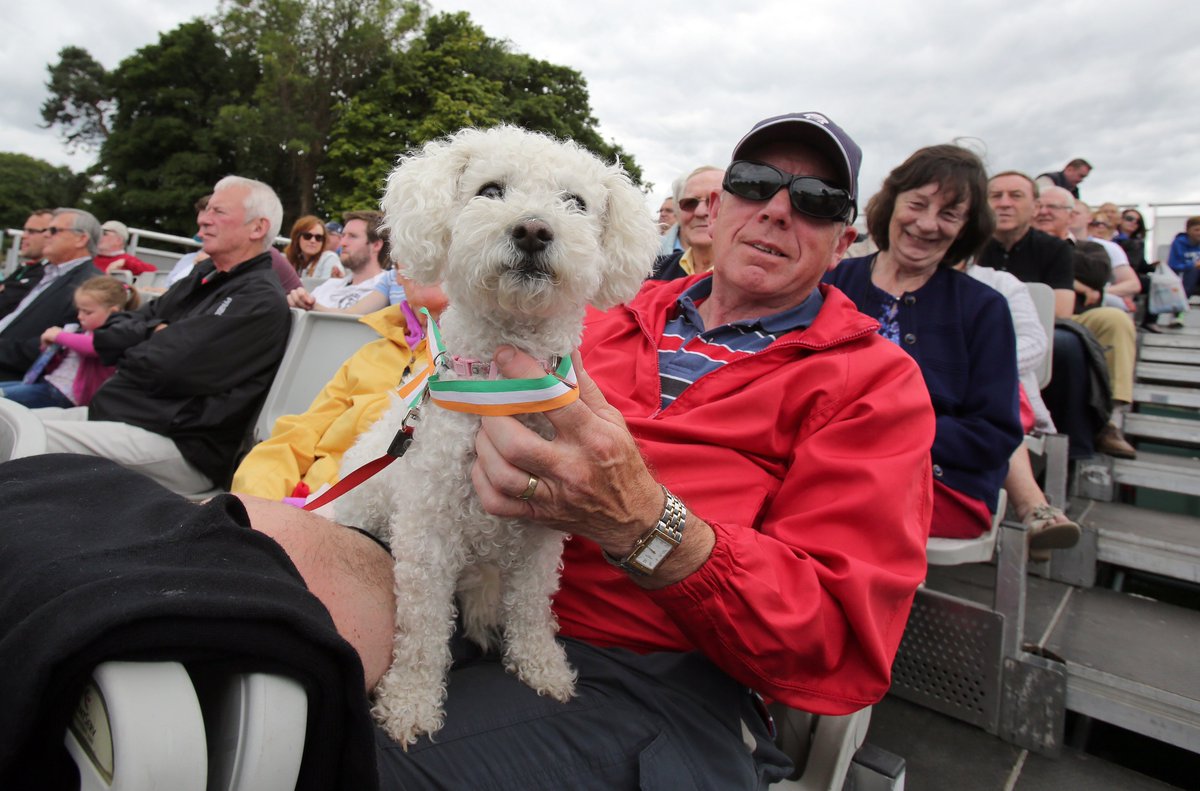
(0, 276, 140, 409)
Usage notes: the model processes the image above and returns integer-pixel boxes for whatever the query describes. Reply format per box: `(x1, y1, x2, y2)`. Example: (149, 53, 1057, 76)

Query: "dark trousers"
(375, 633, 793, 790)
(1042, 328, 1099, 459)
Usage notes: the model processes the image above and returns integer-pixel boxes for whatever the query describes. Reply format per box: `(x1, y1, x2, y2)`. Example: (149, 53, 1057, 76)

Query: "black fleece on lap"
(0, 454, 378, 790)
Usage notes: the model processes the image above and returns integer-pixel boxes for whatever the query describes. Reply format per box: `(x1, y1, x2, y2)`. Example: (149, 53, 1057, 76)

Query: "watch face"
(631, 535, 675, 573)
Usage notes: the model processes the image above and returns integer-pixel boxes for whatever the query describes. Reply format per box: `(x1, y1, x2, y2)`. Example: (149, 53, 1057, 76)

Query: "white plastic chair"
(254, 311, 378, 443)
(925, 489, 1007, 566)
(0, 397, 47, 461)
(769, 706, 873, 791)
(108, 269, 134, 286)
(66, 661, 307, 791)
(1021, 282, 1070, 509)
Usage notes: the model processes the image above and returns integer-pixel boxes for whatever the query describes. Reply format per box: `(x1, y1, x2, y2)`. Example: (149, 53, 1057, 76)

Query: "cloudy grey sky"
(3, 0, 1197, 221)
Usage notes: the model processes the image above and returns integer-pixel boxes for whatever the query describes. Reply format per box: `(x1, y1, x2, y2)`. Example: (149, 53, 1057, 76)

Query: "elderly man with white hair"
(33, 176, 292, 494)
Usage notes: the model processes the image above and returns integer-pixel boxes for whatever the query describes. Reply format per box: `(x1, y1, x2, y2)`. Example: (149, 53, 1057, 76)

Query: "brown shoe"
(1096, 423, 1137, 459)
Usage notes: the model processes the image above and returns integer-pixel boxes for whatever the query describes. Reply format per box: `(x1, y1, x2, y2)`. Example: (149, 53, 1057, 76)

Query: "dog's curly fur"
(334, 126, 660, 745)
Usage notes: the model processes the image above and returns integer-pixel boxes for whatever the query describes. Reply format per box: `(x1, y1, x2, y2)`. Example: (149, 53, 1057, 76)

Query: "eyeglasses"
(300, 232, 325, 242)
(723, 160, 855, 222)
(1038, 203, 1072, 212)
(1122, 214, 1139, 222)
(677, 196, 709, 213)
(45, 226, 82, 236)
(1088, 220, 1110, 227)
(22, 227, 48, 235)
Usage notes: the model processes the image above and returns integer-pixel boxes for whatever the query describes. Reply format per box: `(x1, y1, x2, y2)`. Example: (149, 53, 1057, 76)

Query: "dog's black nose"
(511, 220, 553, 255)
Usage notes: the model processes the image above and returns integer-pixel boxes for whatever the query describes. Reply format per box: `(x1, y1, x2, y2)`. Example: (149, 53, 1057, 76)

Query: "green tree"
(318, 11, 643, 215)
(40, 46, 115, 152)
(218, 0, 425, 218)
(88, 20, 262, 232)
(37, 3, 641, 234)
(0, 153, 87, 230)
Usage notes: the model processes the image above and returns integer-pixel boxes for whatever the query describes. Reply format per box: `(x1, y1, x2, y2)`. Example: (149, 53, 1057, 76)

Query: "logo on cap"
(800, 113, 831, 126)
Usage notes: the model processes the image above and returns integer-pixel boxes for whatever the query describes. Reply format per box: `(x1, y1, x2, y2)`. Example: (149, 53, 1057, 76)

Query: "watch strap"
(604, 486, 687, 575)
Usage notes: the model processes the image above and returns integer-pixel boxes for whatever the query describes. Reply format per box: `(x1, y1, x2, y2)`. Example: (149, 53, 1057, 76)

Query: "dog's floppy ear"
(380, 130, 478, 284)
(592, 164, 661, 309)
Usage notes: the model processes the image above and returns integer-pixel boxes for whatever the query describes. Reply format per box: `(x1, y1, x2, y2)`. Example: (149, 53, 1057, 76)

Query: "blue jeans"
(0, 380, 74, 409)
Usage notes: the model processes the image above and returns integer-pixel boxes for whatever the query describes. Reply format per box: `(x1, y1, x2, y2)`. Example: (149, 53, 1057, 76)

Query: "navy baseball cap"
(325, 221, 344, 234)
(730, 112, 862, 202)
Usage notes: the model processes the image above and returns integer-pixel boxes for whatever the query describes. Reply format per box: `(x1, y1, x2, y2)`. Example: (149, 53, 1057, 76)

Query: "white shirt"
(964, 262, 1055, 432)
(309, 271, 387, 309)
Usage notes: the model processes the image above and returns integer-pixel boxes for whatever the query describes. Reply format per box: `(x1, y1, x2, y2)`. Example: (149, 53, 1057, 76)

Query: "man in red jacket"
(240, 112, 936, 788)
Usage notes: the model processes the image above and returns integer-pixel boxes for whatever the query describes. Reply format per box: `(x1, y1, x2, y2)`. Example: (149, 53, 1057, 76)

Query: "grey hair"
(672, 166, 724, 206)
(54, 208, 101, 255)
(213, 175, 283, 251)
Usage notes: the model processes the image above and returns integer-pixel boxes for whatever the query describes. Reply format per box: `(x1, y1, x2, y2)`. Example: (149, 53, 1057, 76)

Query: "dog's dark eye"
(563, 193, 587, 212)
(477, 183, 505, 200)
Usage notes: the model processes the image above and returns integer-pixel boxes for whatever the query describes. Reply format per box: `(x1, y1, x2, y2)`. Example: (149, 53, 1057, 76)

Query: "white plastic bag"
(1149, 264, 1189, 315)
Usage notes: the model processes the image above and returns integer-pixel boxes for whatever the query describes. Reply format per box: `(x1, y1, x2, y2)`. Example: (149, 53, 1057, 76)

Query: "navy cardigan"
(824, 255, 1023, 511)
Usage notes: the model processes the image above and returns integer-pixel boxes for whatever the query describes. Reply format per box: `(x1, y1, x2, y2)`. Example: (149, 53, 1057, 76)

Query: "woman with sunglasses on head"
(284, 215, 344, 280)
(824, 144, 1024, 539)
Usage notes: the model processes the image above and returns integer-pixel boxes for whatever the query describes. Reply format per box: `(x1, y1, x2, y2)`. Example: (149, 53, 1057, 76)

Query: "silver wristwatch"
(604, 486, 687, 575)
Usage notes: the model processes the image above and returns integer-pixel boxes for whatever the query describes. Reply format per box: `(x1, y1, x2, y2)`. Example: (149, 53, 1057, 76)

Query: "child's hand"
(40, 326, 62, 348)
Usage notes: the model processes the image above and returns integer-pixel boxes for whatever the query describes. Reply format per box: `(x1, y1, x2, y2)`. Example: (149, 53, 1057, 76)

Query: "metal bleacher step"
(1133, 383, 1200, 409)
(1141, 332, 1200, 349)
(1138, 345, 1200, 365)
(927, 564, 1200, 756)
(1043, 584, 1200, 755)
(1110, 450, 1200, 497)
(1124, 413, 1200, 446)
(1136, 362, 1200, 386)
(1072, 498, 1200, 583)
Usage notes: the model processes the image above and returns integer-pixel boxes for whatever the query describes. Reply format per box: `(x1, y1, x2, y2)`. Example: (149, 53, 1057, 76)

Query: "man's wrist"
(603, 486, 687, 576)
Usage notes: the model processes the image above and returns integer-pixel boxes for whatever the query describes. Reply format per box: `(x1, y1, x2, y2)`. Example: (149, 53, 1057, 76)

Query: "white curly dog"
(334, 126, 660, 745)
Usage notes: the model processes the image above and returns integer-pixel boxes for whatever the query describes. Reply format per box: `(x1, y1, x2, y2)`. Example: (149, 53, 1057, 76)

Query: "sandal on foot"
(1026, 504, 1081, 561)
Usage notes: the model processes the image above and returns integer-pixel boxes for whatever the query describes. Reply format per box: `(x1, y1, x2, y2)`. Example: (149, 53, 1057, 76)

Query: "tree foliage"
(0, 153, 88, 230)
(319, 12, 643, 215)
(89, 21, 261, 231)
(40, 46, 115, 151)
(31, 1, 642, 236)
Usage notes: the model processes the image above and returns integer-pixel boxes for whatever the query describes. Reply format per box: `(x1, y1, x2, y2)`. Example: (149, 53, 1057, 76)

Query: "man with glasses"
(0, 209, 54, 318)
(0, 208, 101, 380)
(652, 165, 724, 278)
(32, 177, 291, 495)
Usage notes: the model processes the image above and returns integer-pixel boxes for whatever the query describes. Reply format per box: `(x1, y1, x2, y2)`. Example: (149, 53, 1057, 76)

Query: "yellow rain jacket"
(231, 305, 420, 500)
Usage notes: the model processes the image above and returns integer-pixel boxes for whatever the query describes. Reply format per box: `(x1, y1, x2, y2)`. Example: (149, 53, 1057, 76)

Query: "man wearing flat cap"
(94, 220, 157, 276)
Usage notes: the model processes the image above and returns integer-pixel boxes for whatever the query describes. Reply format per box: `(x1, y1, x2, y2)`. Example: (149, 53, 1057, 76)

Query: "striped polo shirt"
(658, 278, 823, 408)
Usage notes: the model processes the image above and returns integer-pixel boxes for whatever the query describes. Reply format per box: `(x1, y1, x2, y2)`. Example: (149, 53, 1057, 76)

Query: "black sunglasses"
(300, 232, 325, 242)
(45, 226, 81, 236)
(723, 160, 856, 222)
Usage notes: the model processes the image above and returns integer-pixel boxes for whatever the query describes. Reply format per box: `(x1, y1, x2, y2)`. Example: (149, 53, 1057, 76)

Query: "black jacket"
(0, 259, 100, 379)
(90, 252, 290, 487)
(0, 454, 378, 791)
(0, 260, 47, 319)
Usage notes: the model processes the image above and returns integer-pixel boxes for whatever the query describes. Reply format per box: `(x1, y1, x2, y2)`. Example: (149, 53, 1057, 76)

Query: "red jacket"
(95, 253, 157, 275)
(554, 275, 935, 715)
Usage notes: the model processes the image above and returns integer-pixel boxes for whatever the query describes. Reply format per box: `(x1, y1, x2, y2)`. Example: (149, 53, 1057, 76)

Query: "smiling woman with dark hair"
(825, 144, 1023, 539)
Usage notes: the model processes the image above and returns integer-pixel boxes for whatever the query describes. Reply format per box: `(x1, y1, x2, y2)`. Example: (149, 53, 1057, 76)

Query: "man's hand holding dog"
(472, 346, 715, 588)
